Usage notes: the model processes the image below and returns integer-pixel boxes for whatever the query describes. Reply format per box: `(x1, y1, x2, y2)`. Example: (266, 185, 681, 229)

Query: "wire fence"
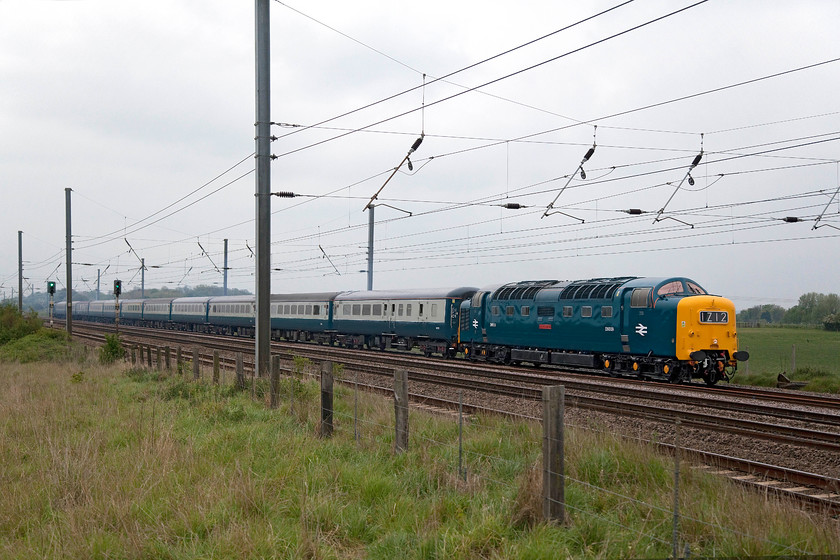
(125, 343, 819, 557)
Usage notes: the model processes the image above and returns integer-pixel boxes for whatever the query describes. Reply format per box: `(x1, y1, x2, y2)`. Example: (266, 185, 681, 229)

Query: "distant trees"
(737, 304, 786, 325)
(783, 292, 840, 326)
(738, 292, 840, 330)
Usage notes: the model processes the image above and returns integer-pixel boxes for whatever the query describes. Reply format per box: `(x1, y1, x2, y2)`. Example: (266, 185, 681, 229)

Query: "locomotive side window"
(506, 306, 515, 316)
(631, 288, 652, 308)
(521, 305, 530, 317)
(491, 305, 500, 316)
(601, 306, 613, 318)
(581, 306, 592, 318)
(563, 306, 573, 318)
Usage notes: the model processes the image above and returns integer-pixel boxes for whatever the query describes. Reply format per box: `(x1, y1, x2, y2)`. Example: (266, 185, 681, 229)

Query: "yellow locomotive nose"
(676, 296, 738, 362)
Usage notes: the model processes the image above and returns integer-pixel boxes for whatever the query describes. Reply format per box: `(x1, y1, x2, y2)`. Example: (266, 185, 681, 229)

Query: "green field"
(735, 327, 840, 392)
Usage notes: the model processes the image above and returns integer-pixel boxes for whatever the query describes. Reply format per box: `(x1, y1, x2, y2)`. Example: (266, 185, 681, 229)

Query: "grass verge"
(0, 359, 837, 558)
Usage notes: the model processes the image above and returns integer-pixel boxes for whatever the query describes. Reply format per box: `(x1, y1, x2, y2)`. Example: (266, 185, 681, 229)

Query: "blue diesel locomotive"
(459, 276, 747, 384)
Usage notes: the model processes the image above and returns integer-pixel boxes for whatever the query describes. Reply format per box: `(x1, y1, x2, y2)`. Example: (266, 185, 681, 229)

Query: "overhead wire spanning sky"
(0, 0, 838, 310)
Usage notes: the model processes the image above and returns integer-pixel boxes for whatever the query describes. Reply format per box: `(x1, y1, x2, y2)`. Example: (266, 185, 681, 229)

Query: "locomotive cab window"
(657, 281, 683, 297)
(630, 288, 652, 308)
(686, 281, 706, 295)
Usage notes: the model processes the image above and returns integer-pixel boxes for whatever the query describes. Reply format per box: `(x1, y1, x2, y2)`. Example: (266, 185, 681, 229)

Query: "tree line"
(737, 292, 840, 331)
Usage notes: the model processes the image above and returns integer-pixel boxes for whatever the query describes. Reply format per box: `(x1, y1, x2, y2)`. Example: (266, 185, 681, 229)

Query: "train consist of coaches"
(55, 276, 748, 385)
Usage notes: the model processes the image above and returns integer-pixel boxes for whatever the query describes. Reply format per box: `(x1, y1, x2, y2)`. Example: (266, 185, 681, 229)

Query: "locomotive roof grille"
(559, 276, 636, 300)
(491, 280, 560, 300)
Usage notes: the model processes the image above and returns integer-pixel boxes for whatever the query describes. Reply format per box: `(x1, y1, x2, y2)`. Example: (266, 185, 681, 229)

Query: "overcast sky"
(1, 0, 838, 310)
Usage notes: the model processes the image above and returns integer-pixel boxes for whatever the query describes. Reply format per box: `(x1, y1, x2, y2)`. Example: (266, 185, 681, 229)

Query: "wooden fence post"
(270, 355, 280, 409)
(542, 385, 565, 524)
(146, 345, 152, 369)
(236, 352, 245, 390)
(176, 346, 182, 374)
(156, 347, 162, 371)
(394, 369, 408, 453)
(193, 348, 200, 380)
(165, 346, 171, 371)
(320, 361, 334, 438)
(130, 345, 136, 365)
(213, 350, 220, 385)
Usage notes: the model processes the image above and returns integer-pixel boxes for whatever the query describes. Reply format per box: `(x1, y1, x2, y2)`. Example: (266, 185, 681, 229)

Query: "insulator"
(691, 152, 703, 167)
(687, 174, 695, 186)
(783, 216, 801, 223)
(582, 146, 596, 163)
(409, 136, 423, 153)
(625, 209, 643, 215)
(273, 191, 296, 198)
(579, 168, 587, 180)
(502, 203, 522, 210)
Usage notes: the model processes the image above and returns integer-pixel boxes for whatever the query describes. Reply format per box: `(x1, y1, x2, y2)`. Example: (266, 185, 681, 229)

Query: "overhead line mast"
(255, 0, 272, 378)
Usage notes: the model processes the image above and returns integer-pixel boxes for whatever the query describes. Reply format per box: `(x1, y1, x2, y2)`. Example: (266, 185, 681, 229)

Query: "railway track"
(62, 321, 840, 515)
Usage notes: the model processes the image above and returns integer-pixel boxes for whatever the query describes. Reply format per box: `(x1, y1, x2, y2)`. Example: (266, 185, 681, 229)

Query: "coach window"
(631, 288, 652, 308)
(581, 306, 593, 318)
(362, 304, 371, 316)
(563, 306, 573, 318)
(283, 304, 289, 315)
(521, 305, 530, 317)
(398, 304, 404, 317)
(506, 306, 515, 317)
(350, 304, 359, 316)
(313, 305, 320, 316)
(372, 304, 382, 316)
(406, 304, 412, 316)
(419, 304, 424, 316)
(305, 305, 312, 315)
(602, 306, 613, 318)
(431, 304, 438, 317)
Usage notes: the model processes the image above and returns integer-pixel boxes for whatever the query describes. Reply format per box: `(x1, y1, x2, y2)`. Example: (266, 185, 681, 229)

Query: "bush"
(0, 329, 72, 363)
(99, 333, 125, 364)
(0, 303, 42, 346)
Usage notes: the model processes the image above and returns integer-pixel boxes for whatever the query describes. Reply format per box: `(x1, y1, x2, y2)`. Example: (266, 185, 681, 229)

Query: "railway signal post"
(114, 279, 121, 332)
(47, 281, 56, 327)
